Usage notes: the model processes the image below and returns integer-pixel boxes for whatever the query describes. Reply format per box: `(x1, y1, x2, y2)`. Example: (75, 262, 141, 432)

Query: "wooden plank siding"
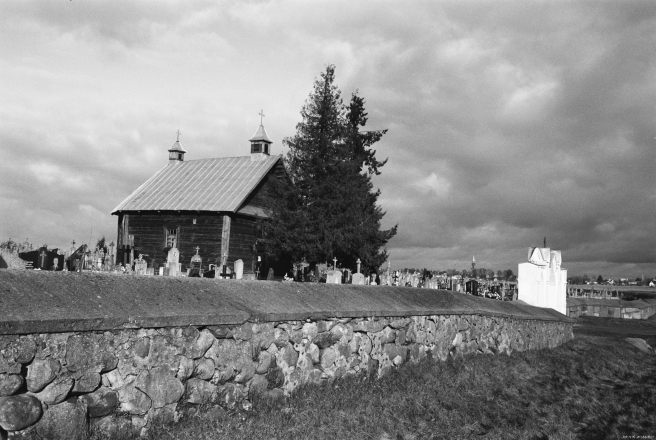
(118, 212, 261, 275)
(123, 213, 224, 271)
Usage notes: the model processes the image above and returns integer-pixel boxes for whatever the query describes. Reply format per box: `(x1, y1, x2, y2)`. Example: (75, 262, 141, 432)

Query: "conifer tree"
(265, 65, 397, 274)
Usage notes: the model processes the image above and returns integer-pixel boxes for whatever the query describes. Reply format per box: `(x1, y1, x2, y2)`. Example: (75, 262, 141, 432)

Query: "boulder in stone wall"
(205, 339, 252, 377)
(319, 347, 337, 370)
(217, 383, 247, 409)
(265, 359, 284, 389)
(374, 327, 396, 345)
(65, 334, 117, 374)
(349, 318, 388, 333)
(330, 323, 352, 343)
(456, 316, 470, 332)
(336, 343, 352, 358)
(0, 354, 20, 375)
(235, 364, 256, 383)
(407, 343, 425, 362)
(248, 374, 269, 397)
(131, 415, 148, 438)
(186, 378, 218, 405)
(26, 358, 61, 392)
(0, 336, 36, 365)
(33, 375, 74, 405)
(71, 369, 101, 393)
(0, 374, 23, 397)
(313, 332, 339, 349)
(278, 343, 298, 368)
(34, 333, 68, 362)
(288, 329, 303, 345)
(300, 368, 322, 384)
(144, 335, 181, 375)
(193, 358, 215, 381)
(134, 366, 185, 409)
(316, 320, 336, 333)
(255, 351, 272, 374)
(133, 337, 150, 358)
(206, 325, 233, 339)
(273, 328, 290, 348)
(384, 344, 408, 364)
(78, 387, 119, 418)
(177, 355, 195, 381)
(451, 332, 463, 349)
(117, 382, 152, 415)
(189, 329, 216, 359)
(301, 322, 318, 340)
(357, 334, 372, 356)
(389, 318, 411, 329)
(34, 398, 87, 440)
(395, 329, 406, 345)
(0, 394, 42, 431)
(151, 402, 177, 425)
(233, 323, 253, 341)
(306, 343, 320, 364)
(89, 415, 131, 440)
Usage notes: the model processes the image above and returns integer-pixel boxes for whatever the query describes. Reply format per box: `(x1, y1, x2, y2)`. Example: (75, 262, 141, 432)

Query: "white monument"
(234, 259, 244, 280)
(517, 247, 567, 315)
(167, 248, 180, 277)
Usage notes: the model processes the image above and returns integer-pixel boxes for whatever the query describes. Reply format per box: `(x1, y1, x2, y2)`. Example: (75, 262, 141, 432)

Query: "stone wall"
(0, 315, 573, 439)
(0, 271, 574, 439)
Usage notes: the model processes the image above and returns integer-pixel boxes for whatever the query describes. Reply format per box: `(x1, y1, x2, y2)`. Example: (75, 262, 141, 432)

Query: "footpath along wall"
(0, 270, 574, 439)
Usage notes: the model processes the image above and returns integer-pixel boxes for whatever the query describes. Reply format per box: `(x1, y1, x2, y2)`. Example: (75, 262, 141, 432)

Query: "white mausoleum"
(517, 247, 567, 315)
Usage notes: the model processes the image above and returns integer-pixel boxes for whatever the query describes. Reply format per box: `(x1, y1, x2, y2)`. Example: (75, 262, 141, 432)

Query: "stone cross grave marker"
(135, 254, 148, 275)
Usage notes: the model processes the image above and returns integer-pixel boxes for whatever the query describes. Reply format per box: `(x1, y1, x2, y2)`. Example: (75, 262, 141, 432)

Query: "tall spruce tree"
(265, 65, 397, 274)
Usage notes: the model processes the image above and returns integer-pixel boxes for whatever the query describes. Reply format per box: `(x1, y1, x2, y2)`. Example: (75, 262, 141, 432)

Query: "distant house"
(111, 123, 287, 277)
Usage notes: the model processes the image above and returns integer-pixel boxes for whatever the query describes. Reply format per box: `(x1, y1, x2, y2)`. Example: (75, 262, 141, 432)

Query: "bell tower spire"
(168, 130, 186, 163)
(249, 110, 272, 161)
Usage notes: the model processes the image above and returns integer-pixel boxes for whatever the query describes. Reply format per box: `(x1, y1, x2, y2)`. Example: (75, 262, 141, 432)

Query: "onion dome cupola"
(249, 110, 272, 160)
(168, 130, 186, 162)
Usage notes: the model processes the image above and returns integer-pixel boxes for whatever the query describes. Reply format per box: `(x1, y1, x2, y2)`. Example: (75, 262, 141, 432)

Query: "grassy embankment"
(111, 318, 656, 440)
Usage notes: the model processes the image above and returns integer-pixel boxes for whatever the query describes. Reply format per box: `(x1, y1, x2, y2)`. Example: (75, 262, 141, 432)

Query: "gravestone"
(134, 255, 148, 275)
(189, 247, 202, 277)
(352, 273, 365, 285)
(146, 268, 154, 276)
(267, 268, 274, 280)
(167, 248, 180, 277)
(326, 270, 342, 284)
(234, 259, 244, 280)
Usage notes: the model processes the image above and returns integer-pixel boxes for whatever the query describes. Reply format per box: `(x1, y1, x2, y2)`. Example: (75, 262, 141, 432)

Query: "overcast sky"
(1, 1, 654, 278)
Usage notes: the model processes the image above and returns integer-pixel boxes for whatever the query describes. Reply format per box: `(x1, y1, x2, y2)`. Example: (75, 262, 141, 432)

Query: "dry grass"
(131, 325, 655, 440)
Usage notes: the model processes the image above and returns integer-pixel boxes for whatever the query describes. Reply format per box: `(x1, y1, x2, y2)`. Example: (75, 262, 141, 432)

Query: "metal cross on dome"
(259, 110, 265, 125)
(176, 130, 181, 142)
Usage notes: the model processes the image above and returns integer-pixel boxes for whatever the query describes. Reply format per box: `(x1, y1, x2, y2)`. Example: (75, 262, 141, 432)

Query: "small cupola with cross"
(249, 110, 272, 161)
(168, 130, 186, 163)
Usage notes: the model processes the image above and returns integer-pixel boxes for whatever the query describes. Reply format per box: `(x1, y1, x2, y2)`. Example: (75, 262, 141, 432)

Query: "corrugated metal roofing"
(111, 155, 281, 214)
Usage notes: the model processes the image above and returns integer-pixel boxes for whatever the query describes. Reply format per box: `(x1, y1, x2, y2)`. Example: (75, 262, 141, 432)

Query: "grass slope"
(105, 319, 656, 440)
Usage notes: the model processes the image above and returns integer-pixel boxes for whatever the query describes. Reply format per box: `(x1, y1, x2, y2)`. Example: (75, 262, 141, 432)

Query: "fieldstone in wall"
(26, 358, 60, 392)
(186, 378, 218, 405)
(189, 329, 216, 359)
(193, 358, 215, 380)
(0, 374, 23, 396)
(350, 318, 388, 333)
(255, 350, 272, 374)
(217, 383, 247, 409)
(235, 364, 255, 383)
(71, 369, 101, 393)
(90, 415, 131, 439)
(79, 387, 119, 418)
(0, 336, 36, 365)
(177, 355, 195, 381)
(117, 382, 152, 415)
(134, 366, 184, 409)
(249, 374, 269, 397)
(66, 333, 118, 374)
(33, 375, 74, 405)
(0, 394, 42, 431)
(35, 399, 87, 440)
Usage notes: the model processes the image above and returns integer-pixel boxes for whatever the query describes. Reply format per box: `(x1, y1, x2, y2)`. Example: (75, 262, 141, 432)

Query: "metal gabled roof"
(111, 154, 281, 214)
